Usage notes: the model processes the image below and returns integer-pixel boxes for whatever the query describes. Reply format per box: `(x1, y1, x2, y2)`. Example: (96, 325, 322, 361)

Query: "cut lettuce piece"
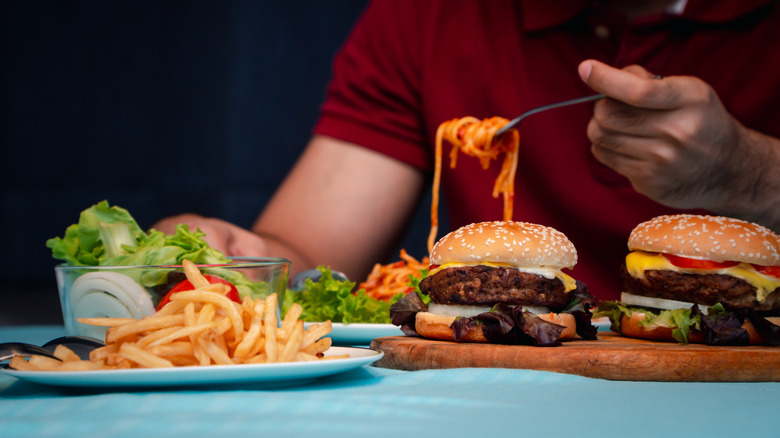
(47, 201, 145, 266)
(595, 300, 701, 344)
(283, 266, 403, 324)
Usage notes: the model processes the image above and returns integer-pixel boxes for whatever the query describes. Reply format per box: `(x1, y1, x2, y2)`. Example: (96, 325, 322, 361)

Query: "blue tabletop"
(2, 326, 779, 438)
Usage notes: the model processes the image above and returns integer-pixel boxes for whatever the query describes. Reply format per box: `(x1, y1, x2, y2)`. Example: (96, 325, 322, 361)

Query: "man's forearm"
(709, 127, 780, 232)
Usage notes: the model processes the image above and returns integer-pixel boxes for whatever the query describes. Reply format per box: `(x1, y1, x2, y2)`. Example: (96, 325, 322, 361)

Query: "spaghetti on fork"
(429, 116, 520, 251)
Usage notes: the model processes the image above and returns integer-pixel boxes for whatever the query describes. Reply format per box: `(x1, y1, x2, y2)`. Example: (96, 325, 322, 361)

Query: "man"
(155, 0, 780, 300)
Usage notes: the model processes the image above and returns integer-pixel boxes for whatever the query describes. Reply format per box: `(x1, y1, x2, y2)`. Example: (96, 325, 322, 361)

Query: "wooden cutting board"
(370, 332, 780, 381)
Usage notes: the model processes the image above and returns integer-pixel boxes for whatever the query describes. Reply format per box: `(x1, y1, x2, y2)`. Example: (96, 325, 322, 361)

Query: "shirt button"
(594, 24, 611, 39)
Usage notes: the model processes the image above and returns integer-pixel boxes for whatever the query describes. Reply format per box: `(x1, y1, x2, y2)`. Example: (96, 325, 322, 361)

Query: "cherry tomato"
(663, 253, 739, 270)
(752, 264, 780, 279)
(157, 275, 241, 311)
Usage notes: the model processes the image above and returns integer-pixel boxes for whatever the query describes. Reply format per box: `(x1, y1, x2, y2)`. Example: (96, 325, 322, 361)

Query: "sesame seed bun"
(429, 221, 577, 269)
(628, 214, 780, 266)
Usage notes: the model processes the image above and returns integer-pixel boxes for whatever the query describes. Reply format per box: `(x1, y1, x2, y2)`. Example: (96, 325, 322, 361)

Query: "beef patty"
(621, 264, 780, 312)
(419, 265, 570, 309)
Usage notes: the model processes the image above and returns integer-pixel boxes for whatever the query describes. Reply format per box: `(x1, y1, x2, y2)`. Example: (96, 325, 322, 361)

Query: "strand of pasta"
(428, 116, 520, 252)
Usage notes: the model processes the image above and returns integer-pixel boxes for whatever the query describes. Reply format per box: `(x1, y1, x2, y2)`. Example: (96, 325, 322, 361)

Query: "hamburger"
(596, 214, 780, 345)
(389, 221, 597, 346)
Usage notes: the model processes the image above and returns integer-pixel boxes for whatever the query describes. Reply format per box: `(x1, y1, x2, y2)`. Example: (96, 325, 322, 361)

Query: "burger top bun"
(429, 221, 577, 269)
(628, 214, 780, 266)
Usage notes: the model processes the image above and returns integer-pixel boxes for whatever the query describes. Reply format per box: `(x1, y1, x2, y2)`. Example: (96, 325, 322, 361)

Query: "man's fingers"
(592, 98, 676, 137)
(579, 59, 679, 110)
(590, 131, 674, 178)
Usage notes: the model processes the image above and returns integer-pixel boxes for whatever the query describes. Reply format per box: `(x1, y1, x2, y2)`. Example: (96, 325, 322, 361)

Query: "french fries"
(11, 260, 346, 371)
(8, 346, 105, 372)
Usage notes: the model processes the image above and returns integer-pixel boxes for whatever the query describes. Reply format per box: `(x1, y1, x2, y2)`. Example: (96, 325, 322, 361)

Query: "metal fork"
(1, 336, 105, 363)
(494, 94, 605, 137)
(0, 342, 60, 362)
(495, 75, 664, 137)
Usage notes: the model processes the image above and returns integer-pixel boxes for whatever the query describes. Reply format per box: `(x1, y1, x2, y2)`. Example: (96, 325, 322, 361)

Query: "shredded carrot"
(358, 249, 429, 301)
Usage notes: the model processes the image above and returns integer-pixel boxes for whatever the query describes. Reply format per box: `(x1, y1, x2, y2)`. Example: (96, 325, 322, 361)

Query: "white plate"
(592, 316, 612, 331)
(308, 323, 403, 345)
(312, 319, 606, 345)
(0, 347, 382, 389)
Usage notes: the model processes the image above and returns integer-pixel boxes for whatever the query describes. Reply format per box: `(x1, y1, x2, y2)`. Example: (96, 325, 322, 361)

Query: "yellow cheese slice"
(625, 250, 780, 303)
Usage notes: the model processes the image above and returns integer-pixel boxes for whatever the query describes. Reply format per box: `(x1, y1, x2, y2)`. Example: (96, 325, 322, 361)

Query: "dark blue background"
(1, 1, 433, 324)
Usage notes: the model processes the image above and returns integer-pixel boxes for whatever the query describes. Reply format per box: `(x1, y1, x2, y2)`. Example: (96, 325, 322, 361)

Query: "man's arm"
(253, 135, 426, 280)
(153, 135, 426, 280)
(579, 59, 780, 231)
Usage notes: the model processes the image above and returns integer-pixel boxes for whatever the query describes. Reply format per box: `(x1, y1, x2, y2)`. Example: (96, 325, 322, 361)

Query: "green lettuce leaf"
(407, 267, 430, 305)
(46, 200, 146, 266)
(282, 266, 404, 324)
(594, 300, 701, 344)
(46, 200, 269, 300)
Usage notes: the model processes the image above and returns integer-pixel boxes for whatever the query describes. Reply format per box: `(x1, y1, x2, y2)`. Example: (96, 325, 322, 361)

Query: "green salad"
(47, 200, 269, 300)
(51, 200, 424, 325)
(282, 266, 426, 324)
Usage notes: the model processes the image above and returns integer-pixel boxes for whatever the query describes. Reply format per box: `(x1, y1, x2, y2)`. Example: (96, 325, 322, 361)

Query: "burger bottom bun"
(415, 312, 488, 342)
(619, 313, 704, 344)
(619, 313, 779, 345)
(537, 312, 577, 340)
(414, 311, 577, 343)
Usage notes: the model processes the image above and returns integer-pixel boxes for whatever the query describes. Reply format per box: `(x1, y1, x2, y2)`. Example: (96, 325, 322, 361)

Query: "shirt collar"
(665, 0, 688, 15)
(681, 0, 774, 22)
(519, 0, 775, 31)
(519, 0, 591, 31)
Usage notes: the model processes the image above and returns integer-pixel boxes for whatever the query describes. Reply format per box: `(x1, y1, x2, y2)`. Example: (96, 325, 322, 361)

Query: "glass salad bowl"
(55, 257, 290, 340)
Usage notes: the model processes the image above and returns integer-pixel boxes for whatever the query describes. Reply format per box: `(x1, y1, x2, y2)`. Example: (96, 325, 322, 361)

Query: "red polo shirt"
(313, 0, 780, 300)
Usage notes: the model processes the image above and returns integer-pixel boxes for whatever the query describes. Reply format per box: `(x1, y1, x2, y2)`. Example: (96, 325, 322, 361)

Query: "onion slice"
(620, 291, 708, 315)
(427, 303, 491, 318)
(427, 302, 551, 318)
(69, 272, 155, 338)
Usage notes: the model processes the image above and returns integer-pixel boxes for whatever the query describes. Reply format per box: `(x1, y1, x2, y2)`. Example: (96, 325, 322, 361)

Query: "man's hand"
(578, 59, 780, 230)
(151, 214, 272, 257)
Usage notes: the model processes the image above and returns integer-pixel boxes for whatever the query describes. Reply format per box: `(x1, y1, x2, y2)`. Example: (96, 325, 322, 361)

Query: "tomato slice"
(662, 253, 739, 270)
(752, 264, 780, 279)
(157, 274, 241, 311)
